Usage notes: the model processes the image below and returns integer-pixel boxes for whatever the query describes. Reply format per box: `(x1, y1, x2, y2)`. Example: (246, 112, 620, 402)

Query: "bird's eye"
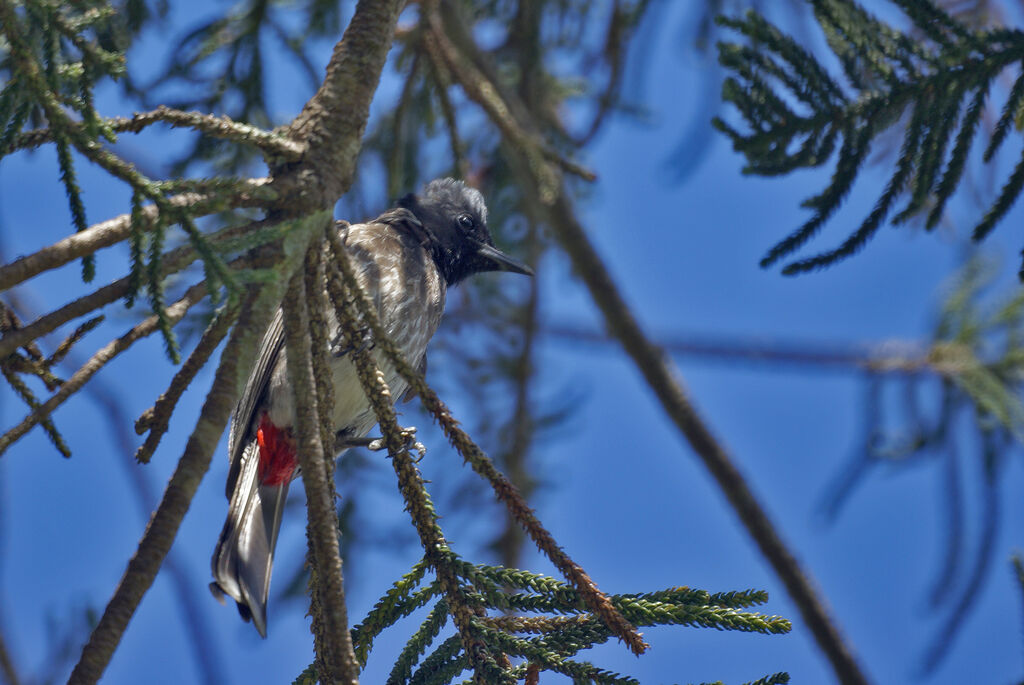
(457, 214, 474, 230)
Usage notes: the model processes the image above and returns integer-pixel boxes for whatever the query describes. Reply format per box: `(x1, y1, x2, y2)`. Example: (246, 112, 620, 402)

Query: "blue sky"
(2, 2, 1024, 684)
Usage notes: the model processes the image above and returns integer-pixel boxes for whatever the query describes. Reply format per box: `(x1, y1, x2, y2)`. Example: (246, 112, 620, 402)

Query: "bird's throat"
(256, 414, 297, 486)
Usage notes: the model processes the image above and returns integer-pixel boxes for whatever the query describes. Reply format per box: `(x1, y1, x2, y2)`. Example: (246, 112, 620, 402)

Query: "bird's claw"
(368, 426, 425, 460)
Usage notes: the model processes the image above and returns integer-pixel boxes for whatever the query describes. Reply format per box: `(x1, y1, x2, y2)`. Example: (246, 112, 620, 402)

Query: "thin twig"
(12, 106, 304, 159)
(324, 234, 505, 683)
(134, 301, 242, 463)
(281, 245, 360, 684)
(67, 279, 284, 684)
(324, 227, 647, 658)
(0, 180, 270, 293)
(543, 324, 973, 375)
(0, 280, 209, 458)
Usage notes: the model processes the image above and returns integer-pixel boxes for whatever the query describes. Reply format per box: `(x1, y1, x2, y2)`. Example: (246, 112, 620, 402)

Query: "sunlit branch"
(324, 235, 503, 682)
(11, 107, 304, 159)
(281, 243, 359, 683)
(0, 179, 270, 293)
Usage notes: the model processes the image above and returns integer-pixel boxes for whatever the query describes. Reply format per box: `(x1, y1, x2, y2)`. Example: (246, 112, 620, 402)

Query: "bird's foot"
(368, 426, 426, 461)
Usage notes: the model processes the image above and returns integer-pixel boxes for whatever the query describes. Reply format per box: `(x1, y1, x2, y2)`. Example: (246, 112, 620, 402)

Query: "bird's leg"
(367, 426, 426, 461)
(333, 433, 377, 451)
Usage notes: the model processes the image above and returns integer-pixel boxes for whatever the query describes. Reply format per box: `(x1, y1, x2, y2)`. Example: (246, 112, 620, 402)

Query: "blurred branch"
(0, 279, 209, 458)
(0, 629, 20, 685)
(423, 10, 596, 187)
(494, 223, 541, 569)
(544, 323, 989, 375)
(424, 1, 870, 680)
(79, 373, 226, 685)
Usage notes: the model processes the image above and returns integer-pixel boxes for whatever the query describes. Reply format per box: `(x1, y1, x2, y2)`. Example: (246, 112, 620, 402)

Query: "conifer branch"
(10, 106, 304, 158)
(323, 226, 647, 659)
(67, 286, 276, 684)
(0, 280, 208, 459)
(716, 1, 1024, 274)
(0, 180, 271, 293)
(67, 209, 322, 683)
(324, 235, 503, 684)
(282, 245, 360, 684)
(424, 10, 868, 681)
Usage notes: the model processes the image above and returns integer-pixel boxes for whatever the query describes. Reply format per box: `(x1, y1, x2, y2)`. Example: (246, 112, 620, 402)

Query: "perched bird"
(210, 178, 532, 636)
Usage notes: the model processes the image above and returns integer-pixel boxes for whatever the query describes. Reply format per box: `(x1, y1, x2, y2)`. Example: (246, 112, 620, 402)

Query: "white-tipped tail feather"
(210, 440, 290, 637)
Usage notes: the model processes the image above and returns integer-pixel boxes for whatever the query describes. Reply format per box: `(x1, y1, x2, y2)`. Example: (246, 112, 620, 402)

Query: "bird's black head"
(398, 178, 533, 285)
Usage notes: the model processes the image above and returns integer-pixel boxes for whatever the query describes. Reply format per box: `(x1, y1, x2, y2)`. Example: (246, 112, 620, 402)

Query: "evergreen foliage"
(295, 559, 790, 685)
(715, 0, 1024, 275)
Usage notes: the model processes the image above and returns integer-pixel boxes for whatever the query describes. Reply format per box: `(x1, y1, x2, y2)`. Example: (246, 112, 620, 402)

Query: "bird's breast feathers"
(264, 221, 446, 434)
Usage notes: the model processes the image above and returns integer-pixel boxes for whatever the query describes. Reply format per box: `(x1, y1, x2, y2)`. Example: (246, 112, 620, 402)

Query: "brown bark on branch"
(67, 279, 284, 684)
(323, 228, 648, 658)
(281, 247, 360, 684)
(12, 107, 303, 159)
(277, 0, 405, 210)
(323, 242, 503, 683)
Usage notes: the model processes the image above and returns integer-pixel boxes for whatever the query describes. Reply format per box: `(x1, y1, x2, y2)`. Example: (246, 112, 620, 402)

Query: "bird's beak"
(476, 242, 534, 276)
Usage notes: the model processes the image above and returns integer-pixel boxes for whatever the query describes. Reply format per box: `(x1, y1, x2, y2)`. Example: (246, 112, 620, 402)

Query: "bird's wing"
(401, 354, 427, 403)
(224, 308, 285, 497)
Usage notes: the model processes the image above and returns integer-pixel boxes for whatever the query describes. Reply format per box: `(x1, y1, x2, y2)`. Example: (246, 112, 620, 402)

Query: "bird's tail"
(210, 439, 290, 638)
